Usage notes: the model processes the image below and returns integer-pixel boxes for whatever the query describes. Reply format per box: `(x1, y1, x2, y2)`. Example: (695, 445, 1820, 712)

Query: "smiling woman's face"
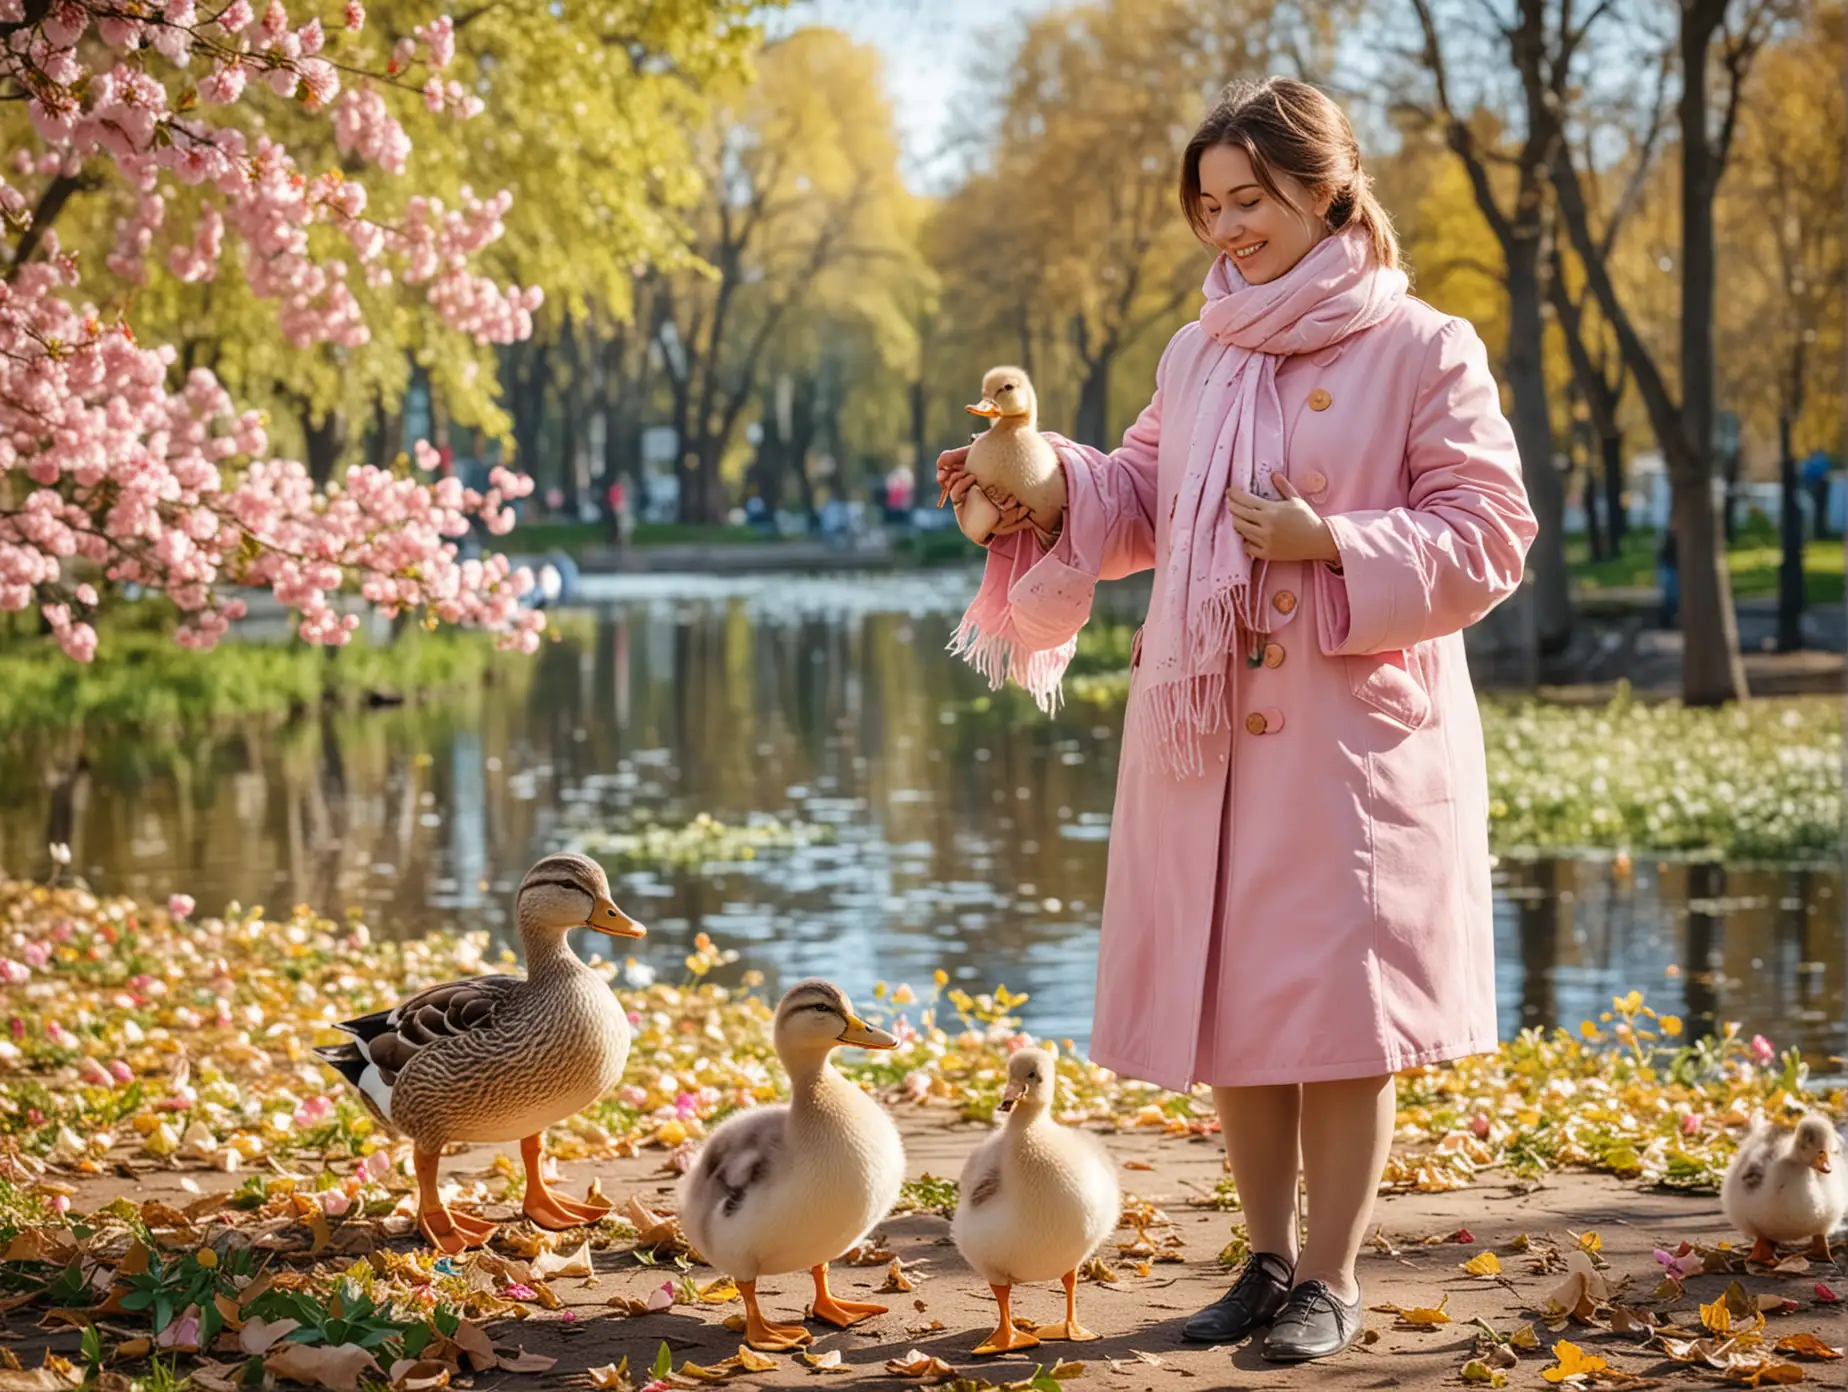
(1196, 143, 1332, 286)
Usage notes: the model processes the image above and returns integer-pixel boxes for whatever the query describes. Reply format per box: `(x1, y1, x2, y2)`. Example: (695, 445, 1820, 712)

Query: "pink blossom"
(502, 1282, 538, 1301)
(1750, 1034, 1776, 1065)
(50, 1194, 70, 1215)
(294, 1094, 335, 1127)
(168, 893, 196, 919)
(108, 1059, 134, 1084)
(1680, 1113, 1701, 1136)
(156, 1309, 201, 1349)
(361, 1148, 393, 1181)
(320, 1188, 352, 1216)
(0, 960, 29, 985)
(78, 1056, 113, 1086)
(343, 2, 365, 32)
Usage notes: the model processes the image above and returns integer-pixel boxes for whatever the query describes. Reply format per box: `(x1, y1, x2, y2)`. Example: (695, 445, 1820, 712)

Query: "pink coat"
(977, 299, 1537, 1091)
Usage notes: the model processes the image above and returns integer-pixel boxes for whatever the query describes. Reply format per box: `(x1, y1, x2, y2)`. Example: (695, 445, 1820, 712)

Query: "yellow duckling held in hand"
(951, 1048, 1121, 1356)
(940, 366, 1065, 547)
(315, 852, 646, 1253)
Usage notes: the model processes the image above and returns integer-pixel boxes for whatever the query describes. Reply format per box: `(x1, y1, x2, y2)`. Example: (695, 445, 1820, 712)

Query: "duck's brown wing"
(332, 976, 523, 1087)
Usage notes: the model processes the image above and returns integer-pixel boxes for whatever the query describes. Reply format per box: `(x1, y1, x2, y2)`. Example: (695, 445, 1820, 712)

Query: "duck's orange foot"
(522, 1187, 612, 1231)
(1035, 1321, 1099, 1342)
(1748, 1236, 1780, 1266)
(420, 1208, 496, 1254)
(811, 1294, 888, 1328)
(744, 1313, 813, 1352)
(972, 1323, 1041, 1357)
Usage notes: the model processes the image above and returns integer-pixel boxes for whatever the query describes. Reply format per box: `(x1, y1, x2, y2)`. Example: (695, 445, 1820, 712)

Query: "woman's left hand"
(1226, 476, 1340, 563)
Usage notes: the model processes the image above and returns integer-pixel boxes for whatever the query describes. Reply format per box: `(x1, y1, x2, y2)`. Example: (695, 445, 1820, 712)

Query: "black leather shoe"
(1260, 1279, 1363, 1362)
(1181, 1251, 1293, 1344)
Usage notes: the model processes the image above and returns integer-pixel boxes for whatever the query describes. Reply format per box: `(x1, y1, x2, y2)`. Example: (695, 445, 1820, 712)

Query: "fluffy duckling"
(316, 853, 646, 1253)
(677, 980, 905, 1351)
(951, 1048, 1120, 1356)
(940, 366, 1064, 547)
(1721, 1111, 1848, 1263)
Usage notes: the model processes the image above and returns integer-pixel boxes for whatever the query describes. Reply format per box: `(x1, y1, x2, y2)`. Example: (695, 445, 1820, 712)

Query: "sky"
(768, 0, 1058, 191)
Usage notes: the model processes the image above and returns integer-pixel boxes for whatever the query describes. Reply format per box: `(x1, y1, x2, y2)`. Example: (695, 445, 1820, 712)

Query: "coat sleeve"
(1314, 317, 1537, 657)
(978, 375, 1164, 653)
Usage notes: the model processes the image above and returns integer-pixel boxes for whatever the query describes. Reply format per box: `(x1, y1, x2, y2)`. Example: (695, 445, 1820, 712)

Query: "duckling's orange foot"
(1748, 1236, 1780, 1266)
(1035, 1321, 1100, 1342)
(744, 1314, 813, 1352)
(973, 1324, 1041, 1357)
(811, 1294, 888, 1327)
(1808, 1234, 1834, 1264)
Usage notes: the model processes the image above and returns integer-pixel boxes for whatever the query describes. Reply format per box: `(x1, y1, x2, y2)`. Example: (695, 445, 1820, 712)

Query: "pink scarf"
(1140, 230, 1406, 774)
(950, 230, 1405, 773)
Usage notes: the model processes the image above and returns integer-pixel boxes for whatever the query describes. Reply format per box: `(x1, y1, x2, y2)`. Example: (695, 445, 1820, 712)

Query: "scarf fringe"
(947, 612, 1071, 714)
(1132, 670, 1230, 780)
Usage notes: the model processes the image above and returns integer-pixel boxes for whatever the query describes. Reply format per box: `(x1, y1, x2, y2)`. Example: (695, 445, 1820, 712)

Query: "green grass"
(1482, 690, 1842, 862)
(1567, 523, 1843, 605)
(0, 625, 510, 745)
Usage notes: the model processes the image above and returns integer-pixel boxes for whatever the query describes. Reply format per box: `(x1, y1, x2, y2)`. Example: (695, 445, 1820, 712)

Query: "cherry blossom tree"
(1, 0, 548, 659)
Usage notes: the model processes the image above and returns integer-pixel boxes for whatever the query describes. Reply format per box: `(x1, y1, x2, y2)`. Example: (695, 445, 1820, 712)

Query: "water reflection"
(1, 574, 1841, 1074)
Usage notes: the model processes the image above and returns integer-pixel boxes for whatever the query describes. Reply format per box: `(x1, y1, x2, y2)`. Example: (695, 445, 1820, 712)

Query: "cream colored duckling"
(1721, 1111, 1848, 1263)
(940, 366, 1064, 547)
(677, 980, 904, 1352)
(951, 1048, 1120, 1356)
(316, 852, 646, 1253)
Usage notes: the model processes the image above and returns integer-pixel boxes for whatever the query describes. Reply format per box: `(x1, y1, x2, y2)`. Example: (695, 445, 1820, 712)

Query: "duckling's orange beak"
(996, 1079, 1028, 1114)
(835, 1015, 897, 1050)
(966, 399, 1001, 419)
(1812, 1150, 1833, 1174)
(589, 896, 647, 939)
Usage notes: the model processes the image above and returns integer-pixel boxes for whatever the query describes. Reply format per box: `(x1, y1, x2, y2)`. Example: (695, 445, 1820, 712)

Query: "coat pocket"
(1345, 646, 1431, 731)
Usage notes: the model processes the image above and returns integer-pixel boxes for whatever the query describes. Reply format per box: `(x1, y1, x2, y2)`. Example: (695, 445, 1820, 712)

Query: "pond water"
(1, 571, 1842, 1077)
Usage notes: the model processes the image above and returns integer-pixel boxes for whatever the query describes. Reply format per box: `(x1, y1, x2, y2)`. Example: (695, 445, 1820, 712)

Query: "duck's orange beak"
(1812, 1151, 1833, 1174)
(996, 1079, 1028, 1114)
(965, 399, 1001, 419)
(589, 896, 647, 939)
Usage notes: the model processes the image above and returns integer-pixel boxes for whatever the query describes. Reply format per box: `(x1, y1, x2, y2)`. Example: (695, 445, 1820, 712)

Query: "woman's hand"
(1226, 475, 1339, 563)
(936, 447, 973, 508)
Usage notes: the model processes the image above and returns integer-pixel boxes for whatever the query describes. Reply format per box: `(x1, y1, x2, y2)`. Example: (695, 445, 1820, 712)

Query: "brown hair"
(1179, 77, 1399, 271)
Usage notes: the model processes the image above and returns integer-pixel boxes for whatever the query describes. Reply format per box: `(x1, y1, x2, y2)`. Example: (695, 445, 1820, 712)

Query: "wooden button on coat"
(1245, 707, 1285, 735)
(1308, 388, 1333, 412)
(1272, 590, 1297, 615)
(1262, 642, 1285, 668)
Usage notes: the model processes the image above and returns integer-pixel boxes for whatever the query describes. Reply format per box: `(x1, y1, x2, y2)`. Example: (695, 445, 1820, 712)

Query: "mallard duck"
(315, 852, 646, 1253)
(1722, 1111, 1848, 1263)
(951, 1047, 1120, 1355)
(677, 980, 904, 1352)
(940, 366, 1063, 546)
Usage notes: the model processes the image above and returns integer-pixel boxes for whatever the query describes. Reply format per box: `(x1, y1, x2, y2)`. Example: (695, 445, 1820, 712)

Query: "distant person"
(1802, 448, 1832, 540)
(606, 478, 633, 548)
(936, 77, 1535, 1364)
(1657, 524, 1679, 629)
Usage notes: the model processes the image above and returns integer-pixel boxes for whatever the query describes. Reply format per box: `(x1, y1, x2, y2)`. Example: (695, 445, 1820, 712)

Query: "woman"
(938, 78, 1536, 1363)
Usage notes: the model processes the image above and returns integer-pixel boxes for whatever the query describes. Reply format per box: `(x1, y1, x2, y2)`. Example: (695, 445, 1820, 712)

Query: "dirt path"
(7, 1110, 1844, 1389)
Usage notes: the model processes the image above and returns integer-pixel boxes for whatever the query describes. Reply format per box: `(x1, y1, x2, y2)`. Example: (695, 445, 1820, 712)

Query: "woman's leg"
(1292, 1073, 1395, 1302)
(1212, 1083, 1304, 1262)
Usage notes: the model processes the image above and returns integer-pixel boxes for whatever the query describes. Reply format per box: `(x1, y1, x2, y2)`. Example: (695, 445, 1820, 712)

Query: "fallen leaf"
(1463, 1251, 1502, 1277)
(1462, 1358, 1509, 1387)
(1123, 1160, 1153, 1171)
(0, 1354, 82, 1392)
(798, 1349, 849, 1373)
(265, 1343, 382, 1392)
(449, 1319, 499, 1372)
(733, 1347, 778, 1373)
(387, 1360, 453, 1391)
(881, 1258, 915, 1293)
(694, 1276, 740, 1304)
(1816, 1283, 1841, 1304)
(885, 1350, 957, 1383)
(1610, 1306, 1658, 1337)
(587, 1359, 633, 1392)
(1050, 1361, 1086, 1379)
(1371, 1295, 1451, 1328)
(1702, 1296, 1736, 1335)
(238, 1316, 303, 1355)
(1542, 1340, 1611, 1384)
(1774, 1334, 1843, 1361)
(1510, 1326, 1542, 1351)
(622, 1195, 682, 1250)
(493, 1348, 556, 1374)
(532, 1239, 594, 1279)
(1730, 1361, 1804, 1386)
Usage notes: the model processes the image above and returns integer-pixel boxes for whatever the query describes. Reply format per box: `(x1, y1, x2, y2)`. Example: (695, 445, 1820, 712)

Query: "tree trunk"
(1580, 438, 1606, 563)
(788, 375, 820, 529)
(1074, 353, 1111, 446)
(1673, 3, 1749, 706)
(1505, 241, 1572, 659)
(1776, 408, 1805, 652)
(754, 382, 789, 515)
(302, 407, 347, 486)
(909, 370, 930, 519)
(1602, 430, 1627, 554)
